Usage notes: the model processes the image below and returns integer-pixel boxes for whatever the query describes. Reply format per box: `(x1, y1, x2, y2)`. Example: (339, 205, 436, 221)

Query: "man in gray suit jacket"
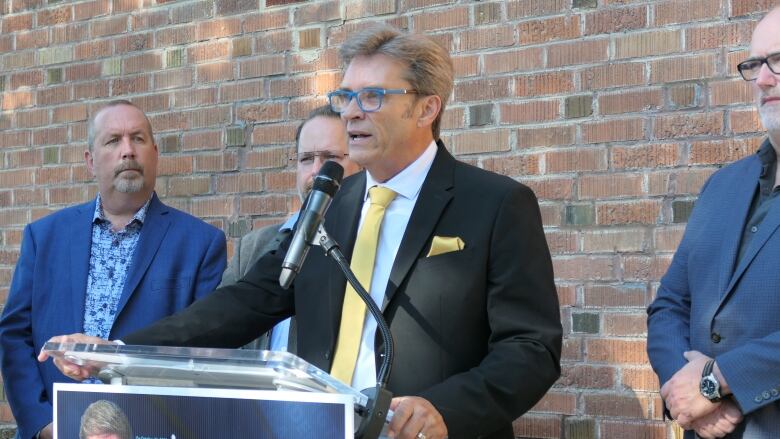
(218, 105, 360, 352)
(648, 7, 780, 438)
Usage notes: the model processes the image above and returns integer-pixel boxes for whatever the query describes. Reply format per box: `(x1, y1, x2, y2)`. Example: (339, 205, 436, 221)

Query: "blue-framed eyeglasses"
(327, 88, 418, 113)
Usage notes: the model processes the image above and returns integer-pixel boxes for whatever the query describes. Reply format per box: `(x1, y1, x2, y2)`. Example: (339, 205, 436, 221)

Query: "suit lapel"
(115, 194, 171, 316)
(69, 200, 97, 331)
(722, 162, 780, 302)
(715, 159, 760, 298)
(384, 143, 454, 304)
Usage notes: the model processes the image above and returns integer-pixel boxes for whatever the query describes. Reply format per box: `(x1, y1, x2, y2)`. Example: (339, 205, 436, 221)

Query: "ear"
(416, 95, 442, 129)
(85, 149, 96, 176)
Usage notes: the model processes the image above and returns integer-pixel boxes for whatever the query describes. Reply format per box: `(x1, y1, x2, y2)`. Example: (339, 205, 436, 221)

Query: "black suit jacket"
(125, 143, 562, 438)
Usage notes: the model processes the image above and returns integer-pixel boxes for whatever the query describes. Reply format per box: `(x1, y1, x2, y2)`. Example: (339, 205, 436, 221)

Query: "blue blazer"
(0, 194, 227, 439)
(648, 140, 780, 437)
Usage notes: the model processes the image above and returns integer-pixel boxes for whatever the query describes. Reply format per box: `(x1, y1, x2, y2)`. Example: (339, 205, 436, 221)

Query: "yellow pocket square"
(426, 236, 465, 257)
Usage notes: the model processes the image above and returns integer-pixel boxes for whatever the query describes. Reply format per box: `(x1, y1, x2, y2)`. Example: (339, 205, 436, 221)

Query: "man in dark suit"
(218, 105, 360, 353)
(2, 100, 227, 439)
(42, 27, 561, 439)
(647, 7, 780, 438)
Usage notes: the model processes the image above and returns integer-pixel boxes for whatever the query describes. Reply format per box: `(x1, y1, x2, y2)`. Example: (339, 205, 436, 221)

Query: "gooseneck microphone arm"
(310, 225, 393, 439)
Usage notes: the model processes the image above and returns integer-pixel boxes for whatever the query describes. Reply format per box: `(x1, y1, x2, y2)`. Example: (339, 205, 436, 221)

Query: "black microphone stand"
(311, 224, 393, 439)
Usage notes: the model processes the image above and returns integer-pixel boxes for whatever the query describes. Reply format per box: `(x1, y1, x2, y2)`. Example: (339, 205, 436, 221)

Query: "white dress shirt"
(351, 141, 437, 391)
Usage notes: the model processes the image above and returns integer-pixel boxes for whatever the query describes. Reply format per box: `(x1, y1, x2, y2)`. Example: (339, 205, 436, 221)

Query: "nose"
(339, 95, 364, 121)
(118, 135, 136, 159)
(756, 63, 778, 87)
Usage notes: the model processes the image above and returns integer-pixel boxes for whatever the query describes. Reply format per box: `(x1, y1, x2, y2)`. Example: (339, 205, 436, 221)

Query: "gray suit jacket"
(218, 223, 294, 352)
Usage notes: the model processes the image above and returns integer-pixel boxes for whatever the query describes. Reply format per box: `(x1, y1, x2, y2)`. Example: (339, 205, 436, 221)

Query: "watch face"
(701, 378, 716, 396)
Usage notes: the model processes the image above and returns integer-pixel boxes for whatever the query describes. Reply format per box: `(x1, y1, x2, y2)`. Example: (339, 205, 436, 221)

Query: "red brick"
(596, 200, 662, 225)
(155, 24, 196, 46)
(653, 112, 723, 139)
(507, 0, 567, 19)
(65, 62, 102, 81)
(600, 89, 663, 115)
(6, 149, 41, 167)
(195, 151, 239, 172)
(12, 188, 45, 207)
(557, 365, 615, 389)
(15, 28, 48, 50)
(481, 153, 541, 177)
(543, 230, 577, 254)
(600, 420, 667, 438)
(0, 131, 31, 148)
(454, 77, 510, 102)
(520, 177, 574, 200)
(251, 123, 298, 145)
(188, 41, 230, 63)
(580, 62, 645, 90)
(239, 194, 292, 216)
(686, 21, 755, 51)
(611, 143, 679, 169)
(650, 53, 717, 83)
(36, 6, 72, 26)
(184, 106, 231, 129)
(516, 71, 574, 98)
(172, 88, 216, 109)
(293, 0, 340, 26)
(653, 225, 685, 252)
(51, 22, 89, 44)
(157, 156, 193, 176)
(114, 33, 152, 53)
(237, 103, 284, 123)
(548, 39, 609, 68)
(614, 29, 682, 59)
(238, 55, 286, 79)
(483, 48, 544, 74)
(731, 108, 763, 134)
(2, 12, 33, 32)
(689, 137, 761, 165)
(587, 338, 648, 364)
(530, 392, 576, 415)
(709, 79, 753, 106)
(53, 104, 88, 124)
(33, 127, 68, 145)
(220, 80, 265, 103)
(49, 187, 90, 205)
(546, 148, 608, 173)
(73, 0, 110, 21)
(345, 0, 395, 19)
(195, 18, 241, 40)
(458, 25, 514, 51)
(623, 255, 672, 281)
(452, 129, 511, 155)
(452, 54, 479, 78)
(655, 0, 720, 26)
(584, 285, 647, 308)
(192, 196, 234, 218)
(182, 130, 222, 151)
(265, 169, 295, 191)
(580, 174, 644, 200)
(519, 15, 581, 45)
(289, 48, 339, 74)
(15, 109, 48, 128)
(584, 393, 654, 418)
(197, 62, 235, 83)
(216, 172, 265, 194)
(414, 7, 468, 32)
(583, 118, 644, 144)
(10, 70, 43, 89)
(553, 256, 616, 281)
(243, 10, 288, 32)
(131, 94, 170, 113)
(254, 30, 293, 54)
(2, 91, 34, 110)
(37, 86, 69, 106)
(512, 414, 562, 439)
(603, 312, 647, 336)
(584, 6, 647, 35)
(112, 75, 150, 95)
(168, 176, 211, 197)
(124, 53, 162, 74)
(91, 16, 128, 37)
(731, 0, 774, 17)
(74, 80, 109, 100)
(0, 208, 31, 226)
(622, 367, 661, 392)
(500, 100, 560, 124)
(131, 10, 168, 30)
(154, 68, 193, 90)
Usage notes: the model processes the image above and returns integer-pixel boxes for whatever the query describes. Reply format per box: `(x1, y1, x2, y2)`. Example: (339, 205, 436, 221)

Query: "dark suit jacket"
(218, 222, 296, 352)
(0, 194, 227, 439)
(125, 143, 562, 438)
(648, 139, 780, 437)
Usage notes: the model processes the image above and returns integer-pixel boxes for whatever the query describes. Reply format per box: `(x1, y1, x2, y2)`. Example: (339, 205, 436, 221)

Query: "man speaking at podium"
(43, 26, 562, 439)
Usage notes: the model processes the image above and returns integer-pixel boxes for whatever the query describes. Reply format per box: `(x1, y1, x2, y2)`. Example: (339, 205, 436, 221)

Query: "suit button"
(771, 389, 779, 397)
(755, 396, 763, 403)
(711, 333, 721, 343)
(763, 391, 771, 399)
(324, 351, 330, 360)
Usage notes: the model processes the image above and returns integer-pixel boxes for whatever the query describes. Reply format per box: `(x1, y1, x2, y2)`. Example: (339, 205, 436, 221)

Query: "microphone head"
(312, 161, 344, 196)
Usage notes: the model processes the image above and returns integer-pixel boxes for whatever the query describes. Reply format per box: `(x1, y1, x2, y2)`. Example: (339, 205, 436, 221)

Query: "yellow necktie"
(331, 186, 397, 384)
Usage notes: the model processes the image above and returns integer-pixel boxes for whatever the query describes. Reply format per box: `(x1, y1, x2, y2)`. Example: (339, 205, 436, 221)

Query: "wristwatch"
(700, 359, 722, 403)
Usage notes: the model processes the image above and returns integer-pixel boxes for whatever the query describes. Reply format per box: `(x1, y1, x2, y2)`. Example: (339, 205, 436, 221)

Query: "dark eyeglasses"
(290, 151, 349, 166)
(327, 88, 417, 113)
(737, 52, 780, 81)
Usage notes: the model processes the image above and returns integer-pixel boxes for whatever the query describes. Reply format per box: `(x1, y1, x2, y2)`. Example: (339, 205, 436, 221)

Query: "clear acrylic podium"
(43, 342, 378, 438)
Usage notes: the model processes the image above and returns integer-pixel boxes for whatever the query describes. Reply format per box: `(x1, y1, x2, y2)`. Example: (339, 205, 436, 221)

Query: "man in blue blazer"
(0, 100, 227, 439)
(648, 7, 780, 438)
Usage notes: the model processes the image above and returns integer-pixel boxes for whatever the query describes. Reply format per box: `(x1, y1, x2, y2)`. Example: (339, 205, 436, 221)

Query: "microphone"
(279, 161, 344, 289)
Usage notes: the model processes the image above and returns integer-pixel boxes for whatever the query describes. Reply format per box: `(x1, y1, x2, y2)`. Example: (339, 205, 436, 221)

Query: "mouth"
(762, 96, 780, 106)
(348, 130, 372, 143)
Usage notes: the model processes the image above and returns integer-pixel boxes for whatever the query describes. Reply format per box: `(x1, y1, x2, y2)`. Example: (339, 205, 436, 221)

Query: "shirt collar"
(363, 140, 438, 202)
(93, 193, 153, 226)
(280, 211, 299, 231)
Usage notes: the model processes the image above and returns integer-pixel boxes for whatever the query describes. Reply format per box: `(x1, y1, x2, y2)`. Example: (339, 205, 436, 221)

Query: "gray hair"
(339, 25, 454, 140)
(87, 99, 153, 151)
(79, 400, 132, 439)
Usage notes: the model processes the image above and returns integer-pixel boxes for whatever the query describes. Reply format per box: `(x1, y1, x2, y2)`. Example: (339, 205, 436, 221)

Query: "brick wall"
(0, 0, 771, 437)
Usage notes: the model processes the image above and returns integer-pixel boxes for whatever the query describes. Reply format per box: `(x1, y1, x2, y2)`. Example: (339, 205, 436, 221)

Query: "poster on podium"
(54, 383, 353, 439)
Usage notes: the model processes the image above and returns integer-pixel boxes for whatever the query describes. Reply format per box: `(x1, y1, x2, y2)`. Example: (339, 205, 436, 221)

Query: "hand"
(37, 333, 116, 381)
(661, 350, 719, 428)
(387, 396, 447, 439)
(39, 423, 53, 439)
(691, 399, 743, 438)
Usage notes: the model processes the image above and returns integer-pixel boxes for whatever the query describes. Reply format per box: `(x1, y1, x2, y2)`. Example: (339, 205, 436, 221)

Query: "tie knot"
(368, 186, 396, 208)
